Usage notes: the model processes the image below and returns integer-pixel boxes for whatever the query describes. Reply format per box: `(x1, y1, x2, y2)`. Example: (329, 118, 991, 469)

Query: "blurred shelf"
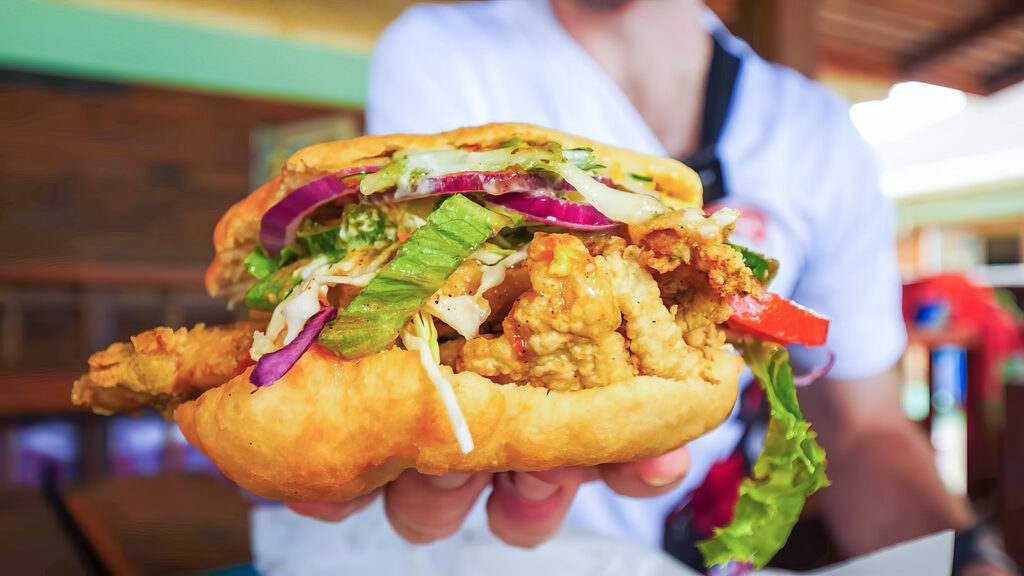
(906, 326, 979, 349)
(65, 474, 252, 575)
(0, 370, 87, 417)
(0, 261, 206, 289)
(0, 488, 92, 575)
(970, 264, 1024, 288)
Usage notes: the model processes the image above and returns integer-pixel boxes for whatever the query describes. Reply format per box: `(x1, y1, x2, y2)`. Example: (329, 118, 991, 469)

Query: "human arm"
(799, 368, 973, 555)
(801, 369, 1018, 576)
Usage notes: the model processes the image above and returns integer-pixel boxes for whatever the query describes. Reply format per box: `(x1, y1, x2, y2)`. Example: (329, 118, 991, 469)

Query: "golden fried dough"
(176, 344, 741, 502)
(205, 176, 281, 300)
(76, 123, 753, 505)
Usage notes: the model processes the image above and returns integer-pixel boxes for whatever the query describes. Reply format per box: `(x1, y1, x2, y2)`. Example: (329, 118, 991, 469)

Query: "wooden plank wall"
(0, 71, 346, 269)
(0, 70, 356, 374)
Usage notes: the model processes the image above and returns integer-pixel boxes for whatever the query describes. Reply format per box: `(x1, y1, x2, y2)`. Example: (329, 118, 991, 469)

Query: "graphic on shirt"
(707, 200, 768, 250)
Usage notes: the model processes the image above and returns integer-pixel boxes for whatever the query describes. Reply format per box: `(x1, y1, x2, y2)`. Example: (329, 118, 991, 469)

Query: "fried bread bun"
(76, 123, 753, 502)
(176, 346, 739, 502)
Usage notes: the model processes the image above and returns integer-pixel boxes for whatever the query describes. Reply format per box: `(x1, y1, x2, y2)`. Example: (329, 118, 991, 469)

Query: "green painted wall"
(0, 0, 369, 108)
(896, 183, 1024, 229)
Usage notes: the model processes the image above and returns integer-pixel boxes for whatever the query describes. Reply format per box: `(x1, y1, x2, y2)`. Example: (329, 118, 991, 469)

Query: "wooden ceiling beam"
(982, 53, 1024, 93)
(899, 1, 1024, 76)
(735, 0, 821, 78)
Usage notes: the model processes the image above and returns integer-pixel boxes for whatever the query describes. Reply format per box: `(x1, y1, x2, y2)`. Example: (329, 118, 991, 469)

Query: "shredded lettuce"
(403, 311, 475, 454)
(489, 226, 535, 251)
(562, 147, 604, 171)
(697, 340, 830, 569)
(727, 242, 779, 286)
(402, 311, 440, 364)
(358, 141, 667, 225)
(360, 145, 552, 196)
(244, 254, 332, 311)
(245, 206, 397, 311)
(298, 204, 397, 255)
(317, 194, 511, 358)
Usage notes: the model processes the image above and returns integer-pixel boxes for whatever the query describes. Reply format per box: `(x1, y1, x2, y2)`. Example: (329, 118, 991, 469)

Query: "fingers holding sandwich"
(283, 448, 691, 548)
(599, 446, 692, 497)
(286, 490, 381, 523)
(384, 470, 492, 544)
(486, 468, 585, 548)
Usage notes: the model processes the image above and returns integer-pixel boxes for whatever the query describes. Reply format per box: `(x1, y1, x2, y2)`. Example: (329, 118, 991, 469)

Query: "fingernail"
(631, 448, 690, 487)
(286, 501, 355, 522)
(511, 471, 560, 501)
(641, 476, 678, 487)
(636, 464, 686, 487)
(428, 472, 473, 490)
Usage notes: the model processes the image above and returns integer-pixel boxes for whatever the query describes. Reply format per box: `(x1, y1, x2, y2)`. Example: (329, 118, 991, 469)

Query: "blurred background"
(1, 0, 1022, 573)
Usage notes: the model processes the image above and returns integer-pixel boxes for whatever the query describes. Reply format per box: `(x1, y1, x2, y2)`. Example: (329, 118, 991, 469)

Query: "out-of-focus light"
(880, 146, 1024, 197)
(849, 81, 967, 145)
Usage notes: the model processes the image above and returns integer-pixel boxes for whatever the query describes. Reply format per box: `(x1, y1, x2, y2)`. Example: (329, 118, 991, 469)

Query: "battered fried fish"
(72, 321, 263, 416)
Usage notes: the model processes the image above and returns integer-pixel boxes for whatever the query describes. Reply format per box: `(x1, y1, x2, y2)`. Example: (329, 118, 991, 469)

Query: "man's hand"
(286, 447, 691, 547)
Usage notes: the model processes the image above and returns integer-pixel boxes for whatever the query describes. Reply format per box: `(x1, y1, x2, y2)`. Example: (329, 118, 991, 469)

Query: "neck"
(551, 0, 712, 158)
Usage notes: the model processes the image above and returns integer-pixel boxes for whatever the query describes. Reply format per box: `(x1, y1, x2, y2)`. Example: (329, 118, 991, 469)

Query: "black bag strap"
(680, 36, 742, 205)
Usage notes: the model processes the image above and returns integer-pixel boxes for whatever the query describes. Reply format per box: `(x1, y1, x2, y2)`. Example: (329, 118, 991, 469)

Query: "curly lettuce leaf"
(697, 341, 830, 569)
(317, 194, 511, 358)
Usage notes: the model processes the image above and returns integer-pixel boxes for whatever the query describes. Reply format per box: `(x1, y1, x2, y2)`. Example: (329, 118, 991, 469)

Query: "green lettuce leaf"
(244, 245, 278, 280)
(243, 245, 301, 282)
(727, 242, 779, 286)
(697, 340, 830, 569)
(317, 194, 511, 358)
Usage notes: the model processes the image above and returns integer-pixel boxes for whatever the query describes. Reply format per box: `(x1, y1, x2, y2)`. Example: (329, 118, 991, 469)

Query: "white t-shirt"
(252, 0, 907, 567)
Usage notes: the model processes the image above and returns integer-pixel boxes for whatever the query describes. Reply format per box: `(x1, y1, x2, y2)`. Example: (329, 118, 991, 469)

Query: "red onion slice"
(262, 167, 622, 255)
(489, 192, 620, 230)
(792, 348, 835, 387)
(260, 166, 380, 258)
(250, 305, 336, 389)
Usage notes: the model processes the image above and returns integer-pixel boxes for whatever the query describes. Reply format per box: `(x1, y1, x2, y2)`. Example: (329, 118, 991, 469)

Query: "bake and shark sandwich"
(73, 123, 829, 568)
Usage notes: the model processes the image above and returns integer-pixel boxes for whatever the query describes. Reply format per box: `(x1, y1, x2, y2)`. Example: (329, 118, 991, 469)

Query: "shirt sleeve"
(787, 116, 907, 381)
(366, 6, 491, 136)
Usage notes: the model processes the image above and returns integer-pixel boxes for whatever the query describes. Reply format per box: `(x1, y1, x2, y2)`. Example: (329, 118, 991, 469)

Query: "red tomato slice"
(727, 293, 830, 347)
